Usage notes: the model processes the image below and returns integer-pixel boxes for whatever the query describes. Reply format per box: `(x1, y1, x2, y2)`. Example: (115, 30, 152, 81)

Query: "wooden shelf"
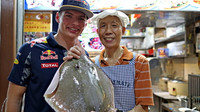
(133, 48, 149, 50)
(122, 35, 145, 38)
(155, 32, 185, 44)
(155, 32, 185, 48)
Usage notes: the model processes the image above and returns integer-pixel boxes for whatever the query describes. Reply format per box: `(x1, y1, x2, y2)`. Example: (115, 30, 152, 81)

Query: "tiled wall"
(160, 56, 200, 81)
(184, 56, 200, 80)
(159, 58, 184, 79)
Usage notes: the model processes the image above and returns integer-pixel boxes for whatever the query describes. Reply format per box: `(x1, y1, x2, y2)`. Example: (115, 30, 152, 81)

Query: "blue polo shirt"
(8, 32, 88, 112)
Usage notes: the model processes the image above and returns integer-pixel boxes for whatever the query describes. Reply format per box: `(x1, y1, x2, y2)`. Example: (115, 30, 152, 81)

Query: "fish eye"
(75, 63, 80, 69)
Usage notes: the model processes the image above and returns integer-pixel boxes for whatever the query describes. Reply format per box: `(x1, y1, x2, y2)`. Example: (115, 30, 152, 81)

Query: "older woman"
(91, 10, 154, 112)
(65, 9, 154, 112)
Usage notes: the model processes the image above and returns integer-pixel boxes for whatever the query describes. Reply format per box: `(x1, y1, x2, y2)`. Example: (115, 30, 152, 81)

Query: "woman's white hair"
(91, 9, 129, 28)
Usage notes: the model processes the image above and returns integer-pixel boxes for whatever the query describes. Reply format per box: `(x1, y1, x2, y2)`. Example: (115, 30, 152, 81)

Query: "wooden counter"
(162, 101, 182, 112)
(150, 85, 179, 112)
(152, 85, 177, 99)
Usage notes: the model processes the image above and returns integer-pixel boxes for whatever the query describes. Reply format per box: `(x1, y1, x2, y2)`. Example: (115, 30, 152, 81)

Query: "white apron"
(95, 53, 136, 112)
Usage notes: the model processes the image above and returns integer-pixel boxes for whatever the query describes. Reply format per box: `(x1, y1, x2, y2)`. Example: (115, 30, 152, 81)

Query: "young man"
(91, 10, 154, 112)
(5, 0, 93, 112)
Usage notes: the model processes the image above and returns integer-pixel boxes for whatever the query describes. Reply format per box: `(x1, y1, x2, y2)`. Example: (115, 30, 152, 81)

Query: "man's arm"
(5, 82, 26, 112)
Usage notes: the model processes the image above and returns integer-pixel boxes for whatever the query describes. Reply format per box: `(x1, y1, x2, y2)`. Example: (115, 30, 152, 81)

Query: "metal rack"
(188, 74, 200, 110)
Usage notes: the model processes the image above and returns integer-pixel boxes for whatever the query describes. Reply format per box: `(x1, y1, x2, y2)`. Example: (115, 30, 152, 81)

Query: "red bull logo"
(42, 50, 56, 55)
(40, 50, 58, 60)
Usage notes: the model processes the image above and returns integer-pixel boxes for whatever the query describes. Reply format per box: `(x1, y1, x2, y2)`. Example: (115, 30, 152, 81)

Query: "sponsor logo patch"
(41, 62, 59, 68)
(14, 59, 19, 64)
(28, 37, 47, 48)
(40, 50, 58, 60)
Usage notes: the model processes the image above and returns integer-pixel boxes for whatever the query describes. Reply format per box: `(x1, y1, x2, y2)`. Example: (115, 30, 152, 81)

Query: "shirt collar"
(99, 46, 133, 64)
(47, 32, 64, 48)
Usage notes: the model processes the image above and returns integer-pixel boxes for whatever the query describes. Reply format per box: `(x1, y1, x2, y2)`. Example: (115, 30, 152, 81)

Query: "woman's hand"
(128, 105, 147, 112)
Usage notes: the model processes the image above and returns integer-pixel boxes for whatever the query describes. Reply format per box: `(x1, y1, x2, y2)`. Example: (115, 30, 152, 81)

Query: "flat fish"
(44, 55, 115, 112)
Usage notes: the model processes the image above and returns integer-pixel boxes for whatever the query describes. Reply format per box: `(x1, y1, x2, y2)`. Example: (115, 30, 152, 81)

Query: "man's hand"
(63, 39, 85, 61)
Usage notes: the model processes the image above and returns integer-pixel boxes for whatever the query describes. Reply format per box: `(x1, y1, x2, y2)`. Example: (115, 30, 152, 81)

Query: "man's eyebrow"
(80, 15, 87, 18)
(64, 11, 86, 18)
(64, 11, 72, 15)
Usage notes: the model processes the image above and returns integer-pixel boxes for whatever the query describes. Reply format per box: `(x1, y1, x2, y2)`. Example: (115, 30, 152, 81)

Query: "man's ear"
(96, 29, 99, 34)
(55, 12, 60, 23)
(122, 27, 126, 35)
(84, 23, 87, 28)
